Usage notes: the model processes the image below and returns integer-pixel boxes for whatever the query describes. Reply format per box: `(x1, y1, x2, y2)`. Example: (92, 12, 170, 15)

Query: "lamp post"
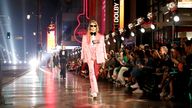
(26, 13, 37, 58)
(151, 27, 154, 48)
(36, 0, 42, 64)
(26, 12, 41, 58)
(0, 58, 2, 104)
(26, 0, 42, 67)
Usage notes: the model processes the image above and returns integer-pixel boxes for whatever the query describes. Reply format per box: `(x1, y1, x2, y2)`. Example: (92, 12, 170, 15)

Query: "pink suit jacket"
(81, 33, 107, 64)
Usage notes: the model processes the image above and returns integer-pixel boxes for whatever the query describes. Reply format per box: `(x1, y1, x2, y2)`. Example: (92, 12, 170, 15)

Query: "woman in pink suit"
(81, 20, 107, 98)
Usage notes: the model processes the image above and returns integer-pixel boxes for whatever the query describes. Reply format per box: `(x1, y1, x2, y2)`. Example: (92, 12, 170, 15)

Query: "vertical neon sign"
(119, 0, 124, 29)
(101, 0, 106, 34)
(113, 0, 124, 30)
(113, 0, 120, 31)
(47, 23, 56, 52)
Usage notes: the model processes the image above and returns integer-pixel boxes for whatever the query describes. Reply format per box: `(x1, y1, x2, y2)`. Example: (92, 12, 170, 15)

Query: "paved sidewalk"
(0, 66, 190, 108)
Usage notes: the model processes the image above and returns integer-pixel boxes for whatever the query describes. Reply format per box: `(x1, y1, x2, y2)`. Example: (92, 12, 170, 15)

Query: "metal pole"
(152, 30, 154, 48)
(37, 0, 42, 63)
(172, 21, 175, 45)
(140, 33, 142, 45)
(0, 58, 2, 104)
(36, 0, 39, 61)
(0, 59, 5, 104)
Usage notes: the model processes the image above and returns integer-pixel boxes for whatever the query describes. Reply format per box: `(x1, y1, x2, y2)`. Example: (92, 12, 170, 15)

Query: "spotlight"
(3, 61, 7, 64)
(9, 61, 12, 64)
(151, 24, 155, 30)
(140, 28, 145, 33)
(107, 41, 110, 45)
(13, 61, 17, 65)
(173, 15, 180, 22)
(128, 23, 134, 30)
(33, 32, 36, 36)
(113, 39, 116, 43)
(29, 58, 39, 68)
(166, 19, 170, 22)
(19, 61, 22, 64)
(131, 32, 135, 37)
(121, 37, 124, 41)
(27, 14, 31, 20)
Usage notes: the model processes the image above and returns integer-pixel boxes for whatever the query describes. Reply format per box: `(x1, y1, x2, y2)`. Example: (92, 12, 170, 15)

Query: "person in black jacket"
(59, 46, 67, 79)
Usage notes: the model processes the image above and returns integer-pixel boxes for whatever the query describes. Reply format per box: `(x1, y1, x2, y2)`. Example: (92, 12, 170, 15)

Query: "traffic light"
(7, 32, 10, 39)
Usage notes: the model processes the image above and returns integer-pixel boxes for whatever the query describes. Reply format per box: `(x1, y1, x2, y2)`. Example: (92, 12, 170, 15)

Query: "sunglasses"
(90, 25, 97, 27)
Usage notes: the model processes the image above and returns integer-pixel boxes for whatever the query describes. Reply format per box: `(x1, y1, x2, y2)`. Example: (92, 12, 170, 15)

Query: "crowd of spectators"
(66, 38, 192, 102)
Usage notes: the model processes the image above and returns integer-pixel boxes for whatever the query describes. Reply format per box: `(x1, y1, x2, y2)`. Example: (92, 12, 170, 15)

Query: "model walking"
(81, 20, 107, 98)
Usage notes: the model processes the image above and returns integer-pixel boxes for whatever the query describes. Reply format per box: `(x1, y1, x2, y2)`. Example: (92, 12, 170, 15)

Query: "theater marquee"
(113, 0, 124, 31)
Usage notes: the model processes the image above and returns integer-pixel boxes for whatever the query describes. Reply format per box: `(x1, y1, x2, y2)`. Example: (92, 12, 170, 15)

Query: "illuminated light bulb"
(151, 24, 155, 30)
(121, 37, 124, 41)
(113, 39, 116, 43)
(107, 41, 110, 45)
(173, 15, 180, 22)
(140, 28, 145, 33)
(131, 32, 135, 37)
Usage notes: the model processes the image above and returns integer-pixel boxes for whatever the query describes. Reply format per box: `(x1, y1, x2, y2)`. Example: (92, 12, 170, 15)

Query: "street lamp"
(26, 1, 42, 66)
(172, 15, 180, 44)
(26, 13, 38, 57)
(33, 32, 36, 36)
(26, 14, 31, 20)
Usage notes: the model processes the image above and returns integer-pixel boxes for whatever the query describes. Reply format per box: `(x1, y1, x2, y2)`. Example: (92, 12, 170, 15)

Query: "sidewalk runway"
(0, 66, 188, 108)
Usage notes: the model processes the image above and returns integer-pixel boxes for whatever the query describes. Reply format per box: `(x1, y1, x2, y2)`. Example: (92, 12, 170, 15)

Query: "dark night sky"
(0, 0, 61, 58)
(0, 0, 60, 37)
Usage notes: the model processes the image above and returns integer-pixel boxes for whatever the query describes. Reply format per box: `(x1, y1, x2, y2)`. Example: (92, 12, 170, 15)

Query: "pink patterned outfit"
(81, 33, 107, 95)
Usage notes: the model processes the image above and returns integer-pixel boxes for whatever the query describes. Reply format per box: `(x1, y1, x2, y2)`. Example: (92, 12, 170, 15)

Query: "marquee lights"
(105, 1, 180, 47)
(167, 2, 177, 12)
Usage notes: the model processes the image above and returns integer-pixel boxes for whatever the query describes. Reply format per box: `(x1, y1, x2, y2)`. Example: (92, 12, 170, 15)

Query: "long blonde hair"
(86, 20, 100, 44)
(87, 20, 99, 33)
